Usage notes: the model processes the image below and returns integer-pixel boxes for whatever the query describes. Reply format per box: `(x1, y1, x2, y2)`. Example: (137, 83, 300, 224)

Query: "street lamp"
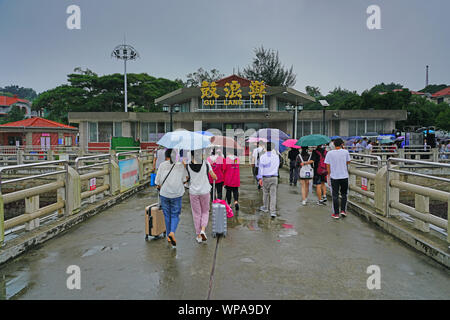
(319, 100, 330, 135)
(163, 104, 180, 132)
(111, 41, 140, 113)
(285, 104, 303, 139)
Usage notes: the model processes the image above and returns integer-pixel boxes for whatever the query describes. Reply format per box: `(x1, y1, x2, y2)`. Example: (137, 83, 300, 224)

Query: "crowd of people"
(151, 137, 353, 247)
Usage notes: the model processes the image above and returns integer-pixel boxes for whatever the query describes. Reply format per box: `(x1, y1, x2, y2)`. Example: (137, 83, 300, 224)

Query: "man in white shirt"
(251, 142, 264, 190)
(153, 146, 167, 172)
(257, 143, 280, 218)
(324, 138, 351, 219)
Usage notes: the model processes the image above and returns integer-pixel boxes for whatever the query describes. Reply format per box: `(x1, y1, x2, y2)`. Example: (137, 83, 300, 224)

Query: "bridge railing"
(348, 154, 382, 207)
(385, 158, 449, 242)
(75, 154, 113, 206)
(0, 160, 69, 244)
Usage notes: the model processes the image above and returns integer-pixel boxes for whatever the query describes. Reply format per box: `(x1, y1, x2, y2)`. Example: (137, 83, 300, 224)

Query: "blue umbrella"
(250, 128, 290, 142)
(195, 131, 214, 137)
(157, 131, 212, 150)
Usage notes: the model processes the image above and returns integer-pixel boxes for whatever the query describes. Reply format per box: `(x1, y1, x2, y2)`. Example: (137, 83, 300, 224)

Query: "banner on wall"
(119, 158, 139, 192)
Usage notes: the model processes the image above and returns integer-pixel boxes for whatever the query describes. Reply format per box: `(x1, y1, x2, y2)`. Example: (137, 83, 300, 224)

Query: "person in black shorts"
(311, 145, 328, 205)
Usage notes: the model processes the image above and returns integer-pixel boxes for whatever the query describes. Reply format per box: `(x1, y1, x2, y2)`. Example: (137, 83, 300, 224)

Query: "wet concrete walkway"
(1, 167, 449, 299)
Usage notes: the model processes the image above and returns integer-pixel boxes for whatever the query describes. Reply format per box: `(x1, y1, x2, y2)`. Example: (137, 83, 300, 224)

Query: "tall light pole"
(111, 41, 139, 112)
(163, 104, 180, 132)
(319, 100, 330, 136)
(286, 104, 303, 139)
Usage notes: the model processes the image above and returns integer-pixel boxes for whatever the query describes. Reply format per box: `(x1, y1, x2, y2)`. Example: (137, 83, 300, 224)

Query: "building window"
(88, 122, 98, 142)
(141, 122, 166, 142)
(332, 120, 340, 136)
(130, 122, 137, 140)
(98, 122, 113, 142)
(113, 122, 122, 137)
(179, 102, 190, 112)
(349, 119, 385, 136)
(65, 136, 72, 146)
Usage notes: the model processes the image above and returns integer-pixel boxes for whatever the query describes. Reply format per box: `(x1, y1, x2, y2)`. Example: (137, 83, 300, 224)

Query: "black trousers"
(210, 181, 223, 200)
(331, 178, 348, 215)
(225, 186, 239, 204)
(252, 166, 259, 183)
(289, 160, 298, 184)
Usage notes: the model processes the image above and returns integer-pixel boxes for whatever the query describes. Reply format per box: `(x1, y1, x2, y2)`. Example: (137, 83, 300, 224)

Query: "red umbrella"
(282, 139, 301, 149)
(210, 136, 243, 149)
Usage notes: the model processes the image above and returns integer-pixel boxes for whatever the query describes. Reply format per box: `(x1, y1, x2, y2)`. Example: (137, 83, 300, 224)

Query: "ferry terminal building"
(68, 75, 407, 151)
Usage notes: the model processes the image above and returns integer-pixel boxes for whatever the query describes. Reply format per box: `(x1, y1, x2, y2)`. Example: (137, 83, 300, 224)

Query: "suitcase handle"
(212, 180, 216, 201)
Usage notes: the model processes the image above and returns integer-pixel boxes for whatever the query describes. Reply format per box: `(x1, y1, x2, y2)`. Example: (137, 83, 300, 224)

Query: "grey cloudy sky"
(0, 0, 449, 95)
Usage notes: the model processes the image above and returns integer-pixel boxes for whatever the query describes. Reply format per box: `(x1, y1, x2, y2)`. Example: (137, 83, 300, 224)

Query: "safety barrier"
(0, 160, 69, 243)
(75, 154, 113, 205)
(385, 158, 449, 242)
(0, 149, 158, 245)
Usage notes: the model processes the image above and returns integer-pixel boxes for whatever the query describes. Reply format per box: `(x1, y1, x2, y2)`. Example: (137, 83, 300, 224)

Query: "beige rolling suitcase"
(145, 202, 166, 240)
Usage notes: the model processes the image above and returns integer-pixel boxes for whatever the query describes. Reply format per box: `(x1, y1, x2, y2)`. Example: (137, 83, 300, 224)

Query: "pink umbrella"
(282, 139, 301, 149)
(210, 136, 243, 149)
(248, 137, 268, 143)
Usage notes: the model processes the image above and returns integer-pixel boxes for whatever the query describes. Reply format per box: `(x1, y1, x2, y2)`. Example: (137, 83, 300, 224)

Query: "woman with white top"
(187, 150, 217, 243)
(155, 149, 188, 247)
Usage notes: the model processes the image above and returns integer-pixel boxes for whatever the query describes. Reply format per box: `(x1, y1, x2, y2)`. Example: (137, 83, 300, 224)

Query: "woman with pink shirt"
(207, 148, 225, 200)
(224, 148, 241, 212)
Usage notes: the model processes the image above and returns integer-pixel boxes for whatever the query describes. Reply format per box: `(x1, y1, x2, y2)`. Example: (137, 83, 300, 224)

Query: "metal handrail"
(350, 153, 382, 169)
(75, 154, 112, 171)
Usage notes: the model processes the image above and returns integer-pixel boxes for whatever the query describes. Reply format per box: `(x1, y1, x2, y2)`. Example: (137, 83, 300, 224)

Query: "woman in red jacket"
(207, 148, 225, 200)
(224, 148, 241, 212)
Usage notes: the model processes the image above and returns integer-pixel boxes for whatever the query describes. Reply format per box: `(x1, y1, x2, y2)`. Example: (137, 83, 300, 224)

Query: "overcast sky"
(0, 0, 449, 95)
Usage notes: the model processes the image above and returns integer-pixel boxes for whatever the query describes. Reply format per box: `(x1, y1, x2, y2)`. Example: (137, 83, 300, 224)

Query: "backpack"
(316, 149, 328, 176)
(298, 153, 314, 179)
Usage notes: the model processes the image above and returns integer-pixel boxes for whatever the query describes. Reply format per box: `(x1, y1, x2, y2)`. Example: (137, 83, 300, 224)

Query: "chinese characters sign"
(201, 80, 266, 108)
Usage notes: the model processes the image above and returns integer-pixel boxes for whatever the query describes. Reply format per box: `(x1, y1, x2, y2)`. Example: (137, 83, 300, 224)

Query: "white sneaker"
(270, 212, 277, 218)
(259, 206, 269, 213)
(302, 200, 307, 206)
(200, 230, 207, 241)
(196, 236, 203, 243)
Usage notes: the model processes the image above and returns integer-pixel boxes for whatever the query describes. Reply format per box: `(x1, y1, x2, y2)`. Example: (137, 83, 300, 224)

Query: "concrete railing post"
(57, 173, 66, 216)
(398, 148, 405, 159)
(17, 149, 24, 165)
(66, 166, 81, 215)
(414, 194, 430, 232)
(103, 163, 111, 196)
(375, 166, 399, 216)
(0, 193, 4, 245)
(138, 157, 144, 184)
(25, 195, 40, 231)
(48, 149, 54, 161)
(431, 148, 438, 162)
(110, 159, 120, 195)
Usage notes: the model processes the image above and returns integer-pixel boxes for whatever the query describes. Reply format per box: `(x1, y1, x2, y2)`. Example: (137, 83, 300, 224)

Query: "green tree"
(32, 69, 182, 123)
(419, 84, 448, 94)
(0, 105, 26, 124)
(305, 86, 321, 98)
(436, 108, 450, 131)
(0, 85, 38, 101)
(184, 68, 224, 87)
(239, 46, 296, 86)
(368, 82, 403, 94)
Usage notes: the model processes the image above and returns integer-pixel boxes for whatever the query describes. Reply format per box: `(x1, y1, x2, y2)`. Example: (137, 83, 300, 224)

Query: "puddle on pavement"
(0, 267, 35, 300)
(82, 245, 120, 257)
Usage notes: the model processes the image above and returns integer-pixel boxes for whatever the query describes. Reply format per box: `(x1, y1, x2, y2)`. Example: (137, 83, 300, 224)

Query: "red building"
(0, 117, 78, 148)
